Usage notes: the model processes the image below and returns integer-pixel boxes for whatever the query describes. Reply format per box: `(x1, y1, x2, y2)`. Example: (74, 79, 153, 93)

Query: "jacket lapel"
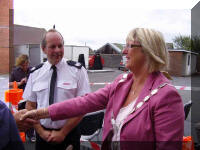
(122, 72, 158, 125)
(112, 73, 133, 119)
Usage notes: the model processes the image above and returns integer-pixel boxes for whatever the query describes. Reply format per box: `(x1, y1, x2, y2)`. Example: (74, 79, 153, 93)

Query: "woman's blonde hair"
(126, 28, 168, 73)
(15, 54, 29, 67)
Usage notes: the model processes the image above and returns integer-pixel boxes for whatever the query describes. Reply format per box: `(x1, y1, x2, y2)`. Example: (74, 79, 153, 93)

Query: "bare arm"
(47, 116, 83, 143)
(25, 101, 51, 141)
(25, 101, 36, 111)
(60, 116, 83, 135)
(9, 78, 27, 88)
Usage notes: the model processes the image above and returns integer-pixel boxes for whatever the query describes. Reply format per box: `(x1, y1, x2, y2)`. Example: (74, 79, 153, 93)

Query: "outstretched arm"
(20, 107, 49, 121)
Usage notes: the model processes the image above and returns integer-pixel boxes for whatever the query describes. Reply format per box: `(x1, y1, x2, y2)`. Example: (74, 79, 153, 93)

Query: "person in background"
(9, 54, 31, 90)
(9, 54, 36, 142)
(23, 29, 91, 150)
(21, 28, 184, 150)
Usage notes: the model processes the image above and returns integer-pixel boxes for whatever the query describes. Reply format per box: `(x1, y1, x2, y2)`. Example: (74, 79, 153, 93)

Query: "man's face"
(43, 32, 64, 65)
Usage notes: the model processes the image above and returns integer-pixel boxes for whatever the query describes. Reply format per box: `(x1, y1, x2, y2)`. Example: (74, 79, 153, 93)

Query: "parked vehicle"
(118, 55, 128, 71)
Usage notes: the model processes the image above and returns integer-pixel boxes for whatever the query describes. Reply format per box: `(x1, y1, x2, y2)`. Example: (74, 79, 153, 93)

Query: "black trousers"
(35, 126, 80, 150)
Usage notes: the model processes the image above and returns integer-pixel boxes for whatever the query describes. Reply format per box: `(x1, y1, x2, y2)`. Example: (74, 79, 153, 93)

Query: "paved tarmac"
(0, 68, 199, 148)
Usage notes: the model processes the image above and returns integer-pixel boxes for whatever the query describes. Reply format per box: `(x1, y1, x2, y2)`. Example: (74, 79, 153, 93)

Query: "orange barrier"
(182, 136, 194, 150)
(5, 81, 25, 142)
(5, 81, 23, 105)
(20, 132, 26, 143)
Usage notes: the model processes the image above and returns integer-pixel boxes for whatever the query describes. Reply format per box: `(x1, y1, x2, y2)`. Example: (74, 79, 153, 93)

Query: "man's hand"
(13, 109, 38, 132)
(38, 128, 52, 142)
(47, 130, 66, 143)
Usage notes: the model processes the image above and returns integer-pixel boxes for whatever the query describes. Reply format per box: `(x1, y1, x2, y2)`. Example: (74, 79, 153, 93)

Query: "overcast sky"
(14, 0, 199, 50)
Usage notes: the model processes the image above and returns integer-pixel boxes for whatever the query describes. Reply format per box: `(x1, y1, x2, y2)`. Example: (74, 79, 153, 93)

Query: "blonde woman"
(22, 28, 184, 150)
(9, 54, 31, 90)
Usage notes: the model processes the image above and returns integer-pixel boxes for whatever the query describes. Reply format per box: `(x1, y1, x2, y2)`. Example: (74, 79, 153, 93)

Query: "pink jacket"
(49, 72, 184, 149)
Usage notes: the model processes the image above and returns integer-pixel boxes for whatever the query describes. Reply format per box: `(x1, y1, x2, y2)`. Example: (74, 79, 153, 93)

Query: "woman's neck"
(132, 68, 149, 89)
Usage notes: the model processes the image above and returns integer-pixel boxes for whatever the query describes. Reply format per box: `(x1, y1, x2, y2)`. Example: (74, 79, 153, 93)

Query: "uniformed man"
(23, 29, 91, 150)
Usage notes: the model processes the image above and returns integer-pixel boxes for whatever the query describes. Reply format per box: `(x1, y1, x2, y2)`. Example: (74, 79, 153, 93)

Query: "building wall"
(64, 46, 89, 68)
(197, 55, 200, 72)
(14, 44, 44, 67)
(101, 54, 122, 68)
(168, 51, 197, 76)
(168, 51, 183, 76)
(98, 45, 119, 54)
(0, 0, 13, 74)
(191, 53, 197, 74)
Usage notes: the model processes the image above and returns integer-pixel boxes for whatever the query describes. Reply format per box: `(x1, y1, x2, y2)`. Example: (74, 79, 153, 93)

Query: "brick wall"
(0, 0, 13, 74)
(101, 54, 122, 68)
(168, 51, 183, 76)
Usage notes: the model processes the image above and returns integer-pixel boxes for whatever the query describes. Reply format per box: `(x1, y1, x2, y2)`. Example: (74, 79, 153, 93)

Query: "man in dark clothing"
(0, 101, 25, 150)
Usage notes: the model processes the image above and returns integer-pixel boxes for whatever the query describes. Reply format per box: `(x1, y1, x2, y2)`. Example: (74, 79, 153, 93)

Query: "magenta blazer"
(49, 72, 184, 149)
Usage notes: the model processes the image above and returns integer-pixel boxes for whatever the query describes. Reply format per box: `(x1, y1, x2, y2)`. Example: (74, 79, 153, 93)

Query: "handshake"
(15, 108, 49, 131)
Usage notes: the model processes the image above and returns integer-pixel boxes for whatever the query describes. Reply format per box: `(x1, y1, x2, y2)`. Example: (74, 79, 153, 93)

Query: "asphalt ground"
(0, 68, 199, 149)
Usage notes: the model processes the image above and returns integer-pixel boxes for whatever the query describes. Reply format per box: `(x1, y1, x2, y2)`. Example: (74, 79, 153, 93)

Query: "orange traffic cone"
(182, 136, 194, 150)
(20, 132, 26, 143)
(5, 81, 23, 105)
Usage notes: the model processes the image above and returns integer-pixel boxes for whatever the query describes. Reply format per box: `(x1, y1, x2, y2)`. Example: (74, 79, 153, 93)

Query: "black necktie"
(49, 65, 57, 105)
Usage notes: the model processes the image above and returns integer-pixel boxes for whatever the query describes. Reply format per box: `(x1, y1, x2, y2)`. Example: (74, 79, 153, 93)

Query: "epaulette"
(30, 63, 44, 73)
(67, 60, 82, 69)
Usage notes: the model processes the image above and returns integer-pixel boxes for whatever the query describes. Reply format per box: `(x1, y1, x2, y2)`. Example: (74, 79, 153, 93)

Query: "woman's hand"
(20, 109, 39, 120)
(14, 109, 38, 131)
(20, 108, 49, 121)
(20, 77, 27, 85)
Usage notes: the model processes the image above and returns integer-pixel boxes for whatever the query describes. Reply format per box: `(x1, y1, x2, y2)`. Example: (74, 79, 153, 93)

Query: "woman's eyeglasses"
(125, 44, 142, 49)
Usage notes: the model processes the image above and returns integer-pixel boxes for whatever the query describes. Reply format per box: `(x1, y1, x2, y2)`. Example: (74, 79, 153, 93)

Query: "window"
(187, 54, 190, 66)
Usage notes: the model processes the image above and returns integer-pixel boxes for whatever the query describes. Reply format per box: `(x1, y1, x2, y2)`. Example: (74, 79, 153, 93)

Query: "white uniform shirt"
(23, 58, 91, 129)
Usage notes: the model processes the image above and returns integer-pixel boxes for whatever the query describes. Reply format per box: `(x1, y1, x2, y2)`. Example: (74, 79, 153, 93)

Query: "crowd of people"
(1, 27, 184, 150)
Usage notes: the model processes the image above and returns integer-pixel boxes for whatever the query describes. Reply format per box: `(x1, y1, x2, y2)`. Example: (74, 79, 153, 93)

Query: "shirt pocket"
(33, 82, 48, 92)
(57, 81, 77, 98)
(32, 82, 49, 107)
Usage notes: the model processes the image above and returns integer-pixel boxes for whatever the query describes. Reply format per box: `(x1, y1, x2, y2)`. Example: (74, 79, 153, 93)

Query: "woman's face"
(21, 61, 29, 72)
(123, 40, 147, 73)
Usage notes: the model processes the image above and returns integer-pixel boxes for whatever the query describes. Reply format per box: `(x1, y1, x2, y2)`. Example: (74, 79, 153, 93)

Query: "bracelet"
(41, 108, 46, 118)
(33, 110, 39, 120)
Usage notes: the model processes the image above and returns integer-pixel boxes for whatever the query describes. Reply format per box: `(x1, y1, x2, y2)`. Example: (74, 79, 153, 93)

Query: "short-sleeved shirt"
(23, 58, 91, 129)
(0, 101, 25, 150)
(10, 66, 31, 90)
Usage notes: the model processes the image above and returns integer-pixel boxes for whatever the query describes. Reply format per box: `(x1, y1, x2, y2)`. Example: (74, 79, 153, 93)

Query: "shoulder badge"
(30, 63, 44, 73)
(67, 60, 82, 69)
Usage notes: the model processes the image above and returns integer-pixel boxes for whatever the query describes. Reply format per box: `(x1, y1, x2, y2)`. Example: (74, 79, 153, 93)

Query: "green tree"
(173, 35, 191, 50)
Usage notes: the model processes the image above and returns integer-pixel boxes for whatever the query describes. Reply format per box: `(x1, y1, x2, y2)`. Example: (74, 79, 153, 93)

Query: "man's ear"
(42, 47, 47, 54)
